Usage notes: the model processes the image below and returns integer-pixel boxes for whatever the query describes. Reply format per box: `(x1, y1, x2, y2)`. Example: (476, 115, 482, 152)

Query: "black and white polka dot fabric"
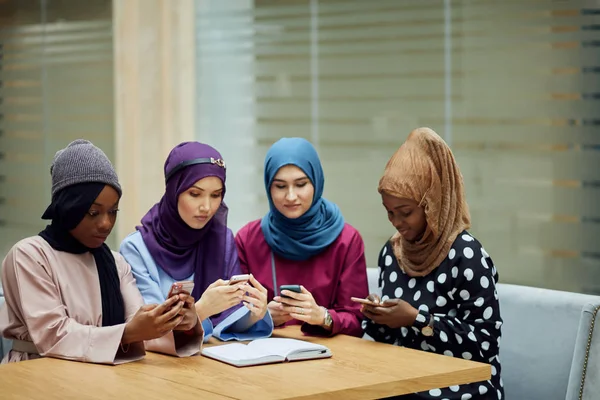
(365, 231, 504, 400)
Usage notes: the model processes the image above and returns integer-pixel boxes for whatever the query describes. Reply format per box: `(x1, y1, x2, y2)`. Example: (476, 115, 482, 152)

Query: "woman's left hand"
(274, 286, 324, 326)
(360, 298, 419, 329)
(174, 293, 199, 331)
(241, 274, 269, 321)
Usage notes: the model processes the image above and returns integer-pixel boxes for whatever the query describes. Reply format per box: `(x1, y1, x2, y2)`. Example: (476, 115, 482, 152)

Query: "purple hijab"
(137, 142, 229, 301)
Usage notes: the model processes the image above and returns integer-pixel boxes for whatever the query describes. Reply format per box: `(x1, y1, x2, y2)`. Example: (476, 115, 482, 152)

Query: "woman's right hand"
(195, 279, 245, 321)
(267, 300, 293, 327)
(122, 295, 184, 344)
(174, 293, 199, 331)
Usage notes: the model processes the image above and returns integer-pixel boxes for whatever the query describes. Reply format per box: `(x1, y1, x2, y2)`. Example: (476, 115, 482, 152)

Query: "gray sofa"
(0, 292, 5, 359)
(0, 295, 2, 358)
(365, 267, 600, 400)
(498, 283, 599, 400)
(0, 286, 12, 360)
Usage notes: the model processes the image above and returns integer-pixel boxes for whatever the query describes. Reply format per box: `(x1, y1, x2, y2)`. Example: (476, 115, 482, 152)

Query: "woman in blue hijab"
(235, 138, 369, 337)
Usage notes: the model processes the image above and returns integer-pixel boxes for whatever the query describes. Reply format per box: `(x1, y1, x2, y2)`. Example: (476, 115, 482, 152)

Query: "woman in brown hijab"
(361, 128, 504, 400)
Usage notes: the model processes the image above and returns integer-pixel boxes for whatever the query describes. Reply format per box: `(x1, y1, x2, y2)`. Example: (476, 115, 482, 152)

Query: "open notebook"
(201, 338, 332, 367)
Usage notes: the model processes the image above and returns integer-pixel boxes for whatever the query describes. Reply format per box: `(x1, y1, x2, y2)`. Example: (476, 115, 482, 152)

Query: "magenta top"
(235, 220, 369, 337)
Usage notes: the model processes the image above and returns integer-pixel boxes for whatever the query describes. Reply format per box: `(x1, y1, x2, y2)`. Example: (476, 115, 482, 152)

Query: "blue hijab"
(260, 138, 345, 261)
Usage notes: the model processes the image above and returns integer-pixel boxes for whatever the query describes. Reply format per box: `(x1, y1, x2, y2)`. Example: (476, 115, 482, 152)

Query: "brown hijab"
(378, 127, 471, 277)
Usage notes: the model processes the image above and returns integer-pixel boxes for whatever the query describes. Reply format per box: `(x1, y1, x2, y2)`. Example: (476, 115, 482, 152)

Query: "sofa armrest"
(0, 294, 11, 360)
(566, 303, 600, 400)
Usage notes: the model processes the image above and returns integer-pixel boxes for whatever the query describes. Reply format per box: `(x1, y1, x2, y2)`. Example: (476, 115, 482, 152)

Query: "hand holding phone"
(267, 300, 293, 326)
(195, 278, 245, 321)
(172, 293, 199, 331)
(123, 296, 184, 343)
(275, 285, 326, 326)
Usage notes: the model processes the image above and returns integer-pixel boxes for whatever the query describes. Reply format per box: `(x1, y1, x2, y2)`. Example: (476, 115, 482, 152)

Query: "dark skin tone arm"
(360, 293, 419, 329)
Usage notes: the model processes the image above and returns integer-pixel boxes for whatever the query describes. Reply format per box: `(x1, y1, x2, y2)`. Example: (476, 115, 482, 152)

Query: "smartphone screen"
(279, 284, 302, 298)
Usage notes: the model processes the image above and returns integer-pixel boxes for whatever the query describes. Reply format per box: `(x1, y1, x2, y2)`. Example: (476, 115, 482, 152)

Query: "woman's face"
(270, 165, 314, 219)
(70, 185, 120, 248)
(382, 192, 427, 242)
(177, 176, 223, 229)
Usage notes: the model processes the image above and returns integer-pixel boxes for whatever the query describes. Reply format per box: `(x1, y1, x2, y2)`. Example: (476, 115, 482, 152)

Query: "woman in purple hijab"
(120, 142, 273, 350)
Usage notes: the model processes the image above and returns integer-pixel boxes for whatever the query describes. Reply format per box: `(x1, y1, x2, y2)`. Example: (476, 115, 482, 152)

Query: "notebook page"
(203, 343, 268, 361)
(248, 338, 327, 358)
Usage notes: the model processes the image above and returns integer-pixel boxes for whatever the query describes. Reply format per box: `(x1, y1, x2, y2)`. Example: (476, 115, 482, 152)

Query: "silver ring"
(297, 307, 303, 315)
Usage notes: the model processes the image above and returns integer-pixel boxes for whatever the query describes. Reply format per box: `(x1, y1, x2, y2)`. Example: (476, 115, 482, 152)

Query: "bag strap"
(271, 252, 279, 297)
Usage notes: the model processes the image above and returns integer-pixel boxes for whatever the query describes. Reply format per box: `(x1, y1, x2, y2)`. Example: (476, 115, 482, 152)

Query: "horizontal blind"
(196, 0, 266, 233)
(0, 1, 115, 257)
(450, 0, 600, 294)
(196, 0, 447, 258)
(196, 0, 600, 294)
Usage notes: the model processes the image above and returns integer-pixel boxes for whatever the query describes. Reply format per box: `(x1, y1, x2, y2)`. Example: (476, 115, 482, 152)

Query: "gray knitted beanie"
(50, 139, 122, 197)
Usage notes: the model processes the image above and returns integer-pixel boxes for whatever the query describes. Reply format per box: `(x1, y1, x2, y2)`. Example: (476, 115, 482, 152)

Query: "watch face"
(326, 314, 333, 326)
(422, 326, 434, 337)
(324, 310, 333, 327)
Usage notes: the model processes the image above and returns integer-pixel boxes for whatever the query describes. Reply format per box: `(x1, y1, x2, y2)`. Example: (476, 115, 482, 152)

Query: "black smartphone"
(279, 284, 302, 298)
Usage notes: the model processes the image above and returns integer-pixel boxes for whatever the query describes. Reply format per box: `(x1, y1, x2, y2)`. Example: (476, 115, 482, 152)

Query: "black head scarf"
(39, 182, 125, 327)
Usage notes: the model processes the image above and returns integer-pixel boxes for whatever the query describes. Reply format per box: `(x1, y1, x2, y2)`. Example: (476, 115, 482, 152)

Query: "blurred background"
(1, 0, 599, 294)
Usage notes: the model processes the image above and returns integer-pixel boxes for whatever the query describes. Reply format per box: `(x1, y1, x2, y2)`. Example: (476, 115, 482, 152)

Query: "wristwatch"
(421, 315, 434, 337)
(322, 307, 333, 329)
(413, 310, 434, 337)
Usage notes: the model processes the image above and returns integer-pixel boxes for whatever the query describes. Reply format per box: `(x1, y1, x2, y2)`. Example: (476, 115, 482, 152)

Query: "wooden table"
(0, 326, 490, 399)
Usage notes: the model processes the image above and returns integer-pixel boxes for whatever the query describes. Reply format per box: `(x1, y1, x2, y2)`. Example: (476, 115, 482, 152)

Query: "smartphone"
(228, 274, 251, 285)
(351, 297, 383, 307)
(167, 280, 194, 298)
(279, 284, 302, 298)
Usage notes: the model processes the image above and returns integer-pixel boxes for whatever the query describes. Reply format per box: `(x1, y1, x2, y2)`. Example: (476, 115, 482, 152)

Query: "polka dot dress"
(365, 231, 504, 400)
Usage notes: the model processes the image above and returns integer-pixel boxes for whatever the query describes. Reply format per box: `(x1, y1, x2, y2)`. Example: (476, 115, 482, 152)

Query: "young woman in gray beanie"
(0, 140, 203, 364)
